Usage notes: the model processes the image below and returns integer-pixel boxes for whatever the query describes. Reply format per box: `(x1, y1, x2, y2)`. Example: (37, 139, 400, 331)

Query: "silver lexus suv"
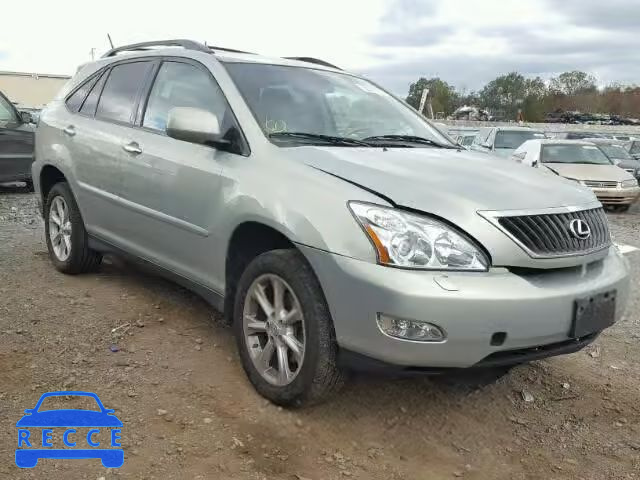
(33, 40, 630, 406)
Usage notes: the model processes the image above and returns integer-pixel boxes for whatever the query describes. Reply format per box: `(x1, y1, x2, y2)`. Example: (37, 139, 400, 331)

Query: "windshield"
(631, 142, 640, 154)
(542, 144, 613, 165)
(494, 130, 545, 149)
(223, 62, 451, 147)
(599, 144, 633, 160)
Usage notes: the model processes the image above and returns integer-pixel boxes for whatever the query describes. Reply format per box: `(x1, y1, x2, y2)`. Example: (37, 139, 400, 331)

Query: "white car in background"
(511, 139, 640, 212)
(470, 126, 546, 158)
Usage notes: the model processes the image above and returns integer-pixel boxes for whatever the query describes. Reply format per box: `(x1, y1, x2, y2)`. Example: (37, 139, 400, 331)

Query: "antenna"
(89, 47, 96, 61)
(107, 33, 114, 49)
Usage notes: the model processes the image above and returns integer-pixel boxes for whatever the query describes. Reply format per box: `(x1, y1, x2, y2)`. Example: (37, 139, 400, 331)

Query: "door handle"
(122, 142, 143, 155)
(63, 125, 76, 137)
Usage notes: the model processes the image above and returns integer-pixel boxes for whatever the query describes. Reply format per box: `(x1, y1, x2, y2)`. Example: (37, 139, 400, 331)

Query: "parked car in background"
(0, 90, 35, 188)
(552, 131, 607, 140)
(34, 40, 630, 406)
(582, 138, 640, 184)
(628, 140, 640, 161)
(454, 133, 476, 148)
(470, 126, 545, 158)
(447, 127, 478, 149)
(512, 139, 640, 211)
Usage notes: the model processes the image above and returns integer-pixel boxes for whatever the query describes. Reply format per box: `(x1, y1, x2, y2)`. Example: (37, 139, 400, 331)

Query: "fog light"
(376, 314, 446, 342)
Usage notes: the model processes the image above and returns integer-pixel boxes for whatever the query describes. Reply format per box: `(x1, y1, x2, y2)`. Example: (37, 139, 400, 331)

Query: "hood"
(287, 146, 596, 215)
(543, 163, 634, 182)
(16, 410, 122, 427)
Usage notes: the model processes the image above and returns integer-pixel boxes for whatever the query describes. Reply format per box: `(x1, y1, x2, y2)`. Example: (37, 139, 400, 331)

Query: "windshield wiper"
(362, 134, 458, 149)
(269, 132, 372, 147)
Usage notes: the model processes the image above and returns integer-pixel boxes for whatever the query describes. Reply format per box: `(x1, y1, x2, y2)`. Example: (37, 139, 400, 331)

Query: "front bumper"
(300, 245, 630, 368)
(590, 186, 640, 205)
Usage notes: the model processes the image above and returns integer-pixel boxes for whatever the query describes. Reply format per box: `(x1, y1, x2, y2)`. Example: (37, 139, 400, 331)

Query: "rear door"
(0, 91, 34, 183)
(66, 60, 154, 243)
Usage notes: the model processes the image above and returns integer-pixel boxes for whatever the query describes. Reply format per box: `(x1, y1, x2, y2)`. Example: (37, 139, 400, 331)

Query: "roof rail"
(102, 39, 210, 58)
(207, 45, 255, 55)
(284, 57, 342, 70)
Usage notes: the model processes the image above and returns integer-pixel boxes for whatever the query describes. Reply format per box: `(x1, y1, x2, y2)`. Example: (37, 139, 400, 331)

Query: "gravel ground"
(1, 182, 639, 480)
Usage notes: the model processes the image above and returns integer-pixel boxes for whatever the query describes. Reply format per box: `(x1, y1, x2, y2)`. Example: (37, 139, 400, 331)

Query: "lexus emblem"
(569, 219, 591, 240)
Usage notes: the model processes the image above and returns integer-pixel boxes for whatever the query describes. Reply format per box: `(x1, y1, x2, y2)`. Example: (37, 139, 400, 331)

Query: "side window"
(79, 71, 107, 117)
(143, 61, 229, 133)
(0, 94, 19, 127)
(65, 75, 99, 113)
(96, 62, 152, 124)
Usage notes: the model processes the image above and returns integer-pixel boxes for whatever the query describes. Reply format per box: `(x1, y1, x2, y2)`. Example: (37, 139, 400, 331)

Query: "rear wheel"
(44, 182, 102, 274)
(234, 249, 344, 407)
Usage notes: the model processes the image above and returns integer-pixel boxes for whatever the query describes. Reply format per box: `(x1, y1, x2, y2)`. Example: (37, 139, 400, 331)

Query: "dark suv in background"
(0, 90, 35, 188)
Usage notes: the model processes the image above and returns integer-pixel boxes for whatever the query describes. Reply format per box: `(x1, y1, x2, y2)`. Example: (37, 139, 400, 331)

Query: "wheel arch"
(224, 220, 299, 323)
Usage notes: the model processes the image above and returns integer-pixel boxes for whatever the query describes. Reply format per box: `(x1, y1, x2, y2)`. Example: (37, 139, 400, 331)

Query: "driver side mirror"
(166, 107, 227, 148)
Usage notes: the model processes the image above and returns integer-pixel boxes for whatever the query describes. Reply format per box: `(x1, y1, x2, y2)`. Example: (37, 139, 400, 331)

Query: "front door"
(117, 59, 246, 289)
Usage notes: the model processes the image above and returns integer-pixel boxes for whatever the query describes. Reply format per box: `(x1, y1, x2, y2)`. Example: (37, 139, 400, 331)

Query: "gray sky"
(0, 0, 637, 95)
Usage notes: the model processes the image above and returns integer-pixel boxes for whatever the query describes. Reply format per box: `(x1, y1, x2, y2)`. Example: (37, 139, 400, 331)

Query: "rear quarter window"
(65, 74, 100, 113)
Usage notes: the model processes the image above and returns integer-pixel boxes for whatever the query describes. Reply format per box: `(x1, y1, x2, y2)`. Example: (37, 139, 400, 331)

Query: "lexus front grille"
(483, 207, 611, 258)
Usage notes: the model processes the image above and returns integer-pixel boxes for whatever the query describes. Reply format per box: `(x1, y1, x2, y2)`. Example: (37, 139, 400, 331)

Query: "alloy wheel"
(48, 196, 72, 261)
(243, 274, 306, 386)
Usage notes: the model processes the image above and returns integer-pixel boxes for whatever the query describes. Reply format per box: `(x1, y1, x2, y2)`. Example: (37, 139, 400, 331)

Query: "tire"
(233, 249, 345, 407)
(44, 182, 102, 274)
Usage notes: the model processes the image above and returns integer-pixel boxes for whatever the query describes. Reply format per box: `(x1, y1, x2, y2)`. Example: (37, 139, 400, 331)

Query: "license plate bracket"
(571, 290, 616, 338)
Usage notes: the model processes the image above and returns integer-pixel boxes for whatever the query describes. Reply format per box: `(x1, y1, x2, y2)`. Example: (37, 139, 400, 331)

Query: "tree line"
(405, 71, 640, 122)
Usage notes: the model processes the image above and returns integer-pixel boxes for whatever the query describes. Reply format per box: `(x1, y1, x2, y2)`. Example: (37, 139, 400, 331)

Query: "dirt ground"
(1, 183, 639, 480)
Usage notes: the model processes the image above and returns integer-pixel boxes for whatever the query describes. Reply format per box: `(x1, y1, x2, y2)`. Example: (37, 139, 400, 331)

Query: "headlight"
(349, 202, 489, 271)
(622, 179, 638, 188)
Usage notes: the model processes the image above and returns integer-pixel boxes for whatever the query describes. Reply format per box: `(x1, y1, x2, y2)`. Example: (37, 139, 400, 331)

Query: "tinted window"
(79, 71, 107, 116)
(66, 75, 99, 113)
(143, 61, 229, 132)
(96, 62, 152, 124)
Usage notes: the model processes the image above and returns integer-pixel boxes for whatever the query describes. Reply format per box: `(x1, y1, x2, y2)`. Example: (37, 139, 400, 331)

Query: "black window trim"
(77, 70, 108, 118)
(64, 70, 104, 115)
(134, 55, 250, 156)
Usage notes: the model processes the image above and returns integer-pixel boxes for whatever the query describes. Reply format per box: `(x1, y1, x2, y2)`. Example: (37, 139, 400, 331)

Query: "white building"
(0, 71, 71, 108)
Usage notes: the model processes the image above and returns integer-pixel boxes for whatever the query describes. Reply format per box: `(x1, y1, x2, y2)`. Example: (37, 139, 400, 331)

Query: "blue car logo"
(15, 391, 123, 468)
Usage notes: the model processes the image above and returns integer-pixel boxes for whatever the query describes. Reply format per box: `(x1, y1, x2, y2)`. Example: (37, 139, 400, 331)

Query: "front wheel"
(234, 249, 344, 407)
